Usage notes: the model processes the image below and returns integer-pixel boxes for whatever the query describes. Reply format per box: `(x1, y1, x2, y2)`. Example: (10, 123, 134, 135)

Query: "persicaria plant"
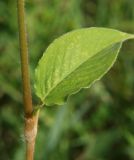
(17, 0, 134, 159)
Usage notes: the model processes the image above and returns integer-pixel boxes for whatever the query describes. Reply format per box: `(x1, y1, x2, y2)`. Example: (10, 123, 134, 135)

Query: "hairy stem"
(17, 0, 38, 160)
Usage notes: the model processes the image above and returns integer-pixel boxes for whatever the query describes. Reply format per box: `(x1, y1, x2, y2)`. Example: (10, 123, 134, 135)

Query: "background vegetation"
(0, 0, 134, 159)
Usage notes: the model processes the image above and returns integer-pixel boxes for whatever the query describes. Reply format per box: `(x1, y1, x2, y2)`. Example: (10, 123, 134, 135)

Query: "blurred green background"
(0, 0, 134, 159)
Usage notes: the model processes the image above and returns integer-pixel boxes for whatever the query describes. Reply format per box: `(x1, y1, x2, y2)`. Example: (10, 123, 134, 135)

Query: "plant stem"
(17, 0, 32, 116)
(24, 111, 39, 160)
(17, 0, 39, 159)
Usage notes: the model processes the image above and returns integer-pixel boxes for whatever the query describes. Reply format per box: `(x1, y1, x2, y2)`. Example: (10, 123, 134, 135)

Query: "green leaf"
(34, 27, 134, 106)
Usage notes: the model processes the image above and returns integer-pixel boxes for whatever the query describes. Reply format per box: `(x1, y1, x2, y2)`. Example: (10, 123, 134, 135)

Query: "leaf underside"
(34, 27, 134, 106)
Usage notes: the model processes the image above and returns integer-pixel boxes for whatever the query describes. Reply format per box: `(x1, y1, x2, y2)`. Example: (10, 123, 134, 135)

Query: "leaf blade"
(34, 27, 134, 106)
(44, 43, 122, 105)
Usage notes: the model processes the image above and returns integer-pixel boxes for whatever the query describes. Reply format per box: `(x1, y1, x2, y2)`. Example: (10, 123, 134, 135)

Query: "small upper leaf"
(34, 27, 134, 106)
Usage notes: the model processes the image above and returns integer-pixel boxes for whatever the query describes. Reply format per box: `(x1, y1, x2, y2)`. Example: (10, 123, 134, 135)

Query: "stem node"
(24, 111, 39, 160)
